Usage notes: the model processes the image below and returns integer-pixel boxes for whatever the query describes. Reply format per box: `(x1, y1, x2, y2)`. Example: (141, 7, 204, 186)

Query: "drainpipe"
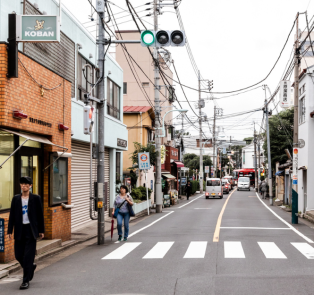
(59, 0, 62, 27)
(90, 130, 97, 220)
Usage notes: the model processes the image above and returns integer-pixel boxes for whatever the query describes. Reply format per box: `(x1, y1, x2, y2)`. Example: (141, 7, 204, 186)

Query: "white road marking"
(115, 211, 174, 243)
(102, 242, 141, 259)
(224, 241, 245, 258)
(255, 192, 314, 243)
(258, 242, 287, 259)
(220, 227, 291, 230)
(184, 241, 207, 258)
(178, 195, 204, 208)
(143, 242, 174, 259)
(291, 242, 314, 259)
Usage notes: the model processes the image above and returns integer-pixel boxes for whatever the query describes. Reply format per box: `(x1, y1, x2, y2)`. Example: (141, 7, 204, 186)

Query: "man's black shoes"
(29, 264, 37, 281)
(20, 282, 29, 290)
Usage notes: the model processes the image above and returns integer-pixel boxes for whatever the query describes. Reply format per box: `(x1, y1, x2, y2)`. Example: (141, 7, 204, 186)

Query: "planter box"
(133, 199, 152, 215)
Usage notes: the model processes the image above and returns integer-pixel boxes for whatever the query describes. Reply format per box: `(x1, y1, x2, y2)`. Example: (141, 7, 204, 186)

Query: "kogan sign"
(279, 80, 291, 109)
(16, 15, 60, 43)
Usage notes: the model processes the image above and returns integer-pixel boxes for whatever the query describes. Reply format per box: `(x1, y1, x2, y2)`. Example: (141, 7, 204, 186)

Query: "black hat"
(20, 176, 33, 185)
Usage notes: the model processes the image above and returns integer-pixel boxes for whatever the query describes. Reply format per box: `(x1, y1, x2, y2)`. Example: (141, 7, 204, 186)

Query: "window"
(299, 96, 306, 124)
(50, 156, 68, 205)
(77, 54, 95, 101)
(299, 84, 306, 96)
(0, 132, 14, 211)
(142, 82, 149, 88)
(207, 180, 220, 186)
(168, 86, 175, 103)
(123, 82, 127, 94)
(107, 79, 121, 120)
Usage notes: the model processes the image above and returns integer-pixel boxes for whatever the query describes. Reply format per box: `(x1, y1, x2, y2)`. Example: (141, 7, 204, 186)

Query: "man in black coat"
(185, 180, 192, 200)
(8, 176, 45, 290)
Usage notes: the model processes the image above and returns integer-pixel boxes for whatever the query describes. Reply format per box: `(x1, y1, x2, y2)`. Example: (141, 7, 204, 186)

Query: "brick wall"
(0, 44, 72, 263)
(0, 213, 15, 263)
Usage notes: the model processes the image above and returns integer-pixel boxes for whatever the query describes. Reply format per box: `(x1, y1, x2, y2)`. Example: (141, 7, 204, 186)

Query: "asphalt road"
(2, 189, 314, 295)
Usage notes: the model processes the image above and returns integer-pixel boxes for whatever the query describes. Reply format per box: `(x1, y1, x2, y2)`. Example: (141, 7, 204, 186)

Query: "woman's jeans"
(117, 212, 130, 238)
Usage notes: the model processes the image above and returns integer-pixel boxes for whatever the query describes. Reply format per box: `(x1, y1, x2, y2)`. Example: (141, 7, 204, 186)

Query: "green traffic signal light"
(141, 30, 155, 46)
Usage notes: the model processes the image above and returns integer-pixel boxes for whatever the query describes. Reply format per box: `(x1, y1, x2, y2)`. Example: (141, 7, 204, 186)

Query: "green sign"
(16, 15, 60, 43)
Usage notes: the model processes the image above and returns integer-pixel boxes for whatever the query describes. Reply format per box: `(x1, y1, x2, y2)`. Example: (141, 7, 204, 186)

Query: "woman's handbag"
(113, 200, 127, 219)
(128, 203, 135, 217)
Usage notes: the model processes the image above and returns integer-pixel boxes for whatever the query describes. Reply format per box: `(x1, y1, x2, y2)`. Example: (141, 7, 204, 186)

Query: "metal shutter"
(71, 141, 110, 228)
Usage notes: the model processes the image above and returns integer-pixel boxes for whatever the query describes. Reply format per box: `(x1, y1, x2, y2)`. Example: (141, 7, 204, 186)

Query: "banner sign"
(160, 145, 166, 164)
(292, 148, 298, 185)
(16, 15, 60, 43)
(138, 152, 150, 170)
(205, 166, 209, 173)
(279, 80, 291, 109)
(0, 218, 4, 252)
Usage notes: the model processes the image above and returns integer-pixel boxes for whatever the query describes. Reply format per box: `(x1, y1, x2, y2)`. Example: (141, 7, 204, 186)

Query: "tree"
(183, 153, 212, 172)
(243, 137, 253, 145)
(263, 108, 293, 169)
(130, 142, 158, 168)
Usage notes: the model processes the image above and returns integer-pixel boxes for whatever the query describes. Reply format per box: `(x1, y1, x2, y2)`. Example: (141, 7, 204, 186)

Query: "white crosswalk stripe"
(291, 242, 314, 259)
(102, 242, 141, 260)
(258, 242, 287, 259)
(224, 241, 245, 258)
(101, 241, 314, 260)
(143, 242, 174, 259)
(184, 241, 207, 258)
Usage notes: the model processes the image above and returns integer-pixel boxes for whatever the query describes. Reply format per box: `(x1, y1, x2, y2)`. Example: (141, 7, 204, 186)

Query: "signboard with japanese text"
(161, 145, 166, 164)
(205, 166, 209, 173)
(16, 15, 60, 43)
(0, 218, 4, 252)
(138, 152, 150, 170)
(292, 148, 298, 185)
(279, 80, 291, 109)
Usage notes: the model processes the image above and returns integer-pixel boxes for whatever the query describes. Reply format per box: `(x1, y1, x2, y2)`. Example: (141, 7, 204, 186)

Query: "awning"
(162, 174, 176, 180)
(173, 161, 184, 168)
(161, 170, 170, 174)
(298, 166, 307, 170)
(275, 170, 284, 176)
(0, 128, 68, 170)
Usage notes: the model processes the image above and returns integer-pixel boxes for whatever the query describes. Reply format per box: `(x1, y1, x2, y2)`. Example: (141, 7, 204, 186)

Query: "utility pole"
(213, 106, 216, 177)
(264, 86, 273, 205)
(96, 0, 106, 245)
(292, 13, 300, 224)
(258, 138, 261, 192)
(199, 70, 203, 193)
(154, 0, 162, 213)
(253, 122, 258, 192)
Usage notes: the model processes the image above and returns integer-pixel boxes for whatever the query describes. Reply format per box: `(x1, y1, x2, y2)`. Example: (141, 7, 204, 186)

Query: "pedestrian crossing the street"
(101, 241, 314, 260)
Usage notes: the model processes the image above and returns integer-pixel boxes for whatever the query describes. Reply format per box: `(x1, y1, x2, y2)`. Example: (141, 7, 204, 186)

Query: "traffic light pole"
(199, 70, 203, 193)
(96, 3, 105, 244)
(154, 0, 162, 213)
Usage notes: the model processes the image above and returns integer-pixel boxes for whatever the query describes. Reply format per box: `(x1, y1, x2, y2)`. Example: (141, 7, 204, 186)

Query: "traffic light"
(83, 105, 94, 135)
(141, 30, 186, 47)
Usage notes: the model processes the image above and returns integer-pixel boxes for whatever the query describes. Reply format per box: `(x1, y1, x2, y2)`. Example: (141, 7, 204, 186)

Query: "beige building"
(116, 30, 175, 147)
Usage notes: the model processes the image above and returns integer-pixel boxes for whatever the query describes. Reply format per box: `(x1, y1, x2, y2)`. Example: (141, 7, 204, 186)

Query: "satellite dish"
(298, 139, 305, 148)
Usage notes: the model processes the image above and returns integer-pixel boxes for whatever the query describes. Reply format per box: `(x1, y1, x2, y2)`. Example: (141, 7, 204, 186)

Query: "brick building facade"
(0, 44, 72, 263)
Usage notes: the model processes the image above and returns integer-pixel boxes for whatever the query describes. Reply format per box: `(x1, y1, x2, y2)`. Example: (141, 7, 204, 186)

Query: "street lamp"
(157, 109, 188, 137)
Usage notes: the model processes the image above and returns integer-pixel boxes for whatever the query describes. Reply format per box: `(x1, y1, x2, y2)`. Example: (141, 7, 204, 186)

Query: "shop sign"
(161, 145, 166, 164)
(205, 166, 209, 173)
(279, 80, 291, 109)
(292, 148, 298, 185)
(16, 15, 60, 43)
(0, 218, 4, 252)
(181, 177, 187, 185)
(138, 152, 150, 170)
(171, 150, 178, 157)
(117, 138, 127, 148)
(29, 117, 52, 127)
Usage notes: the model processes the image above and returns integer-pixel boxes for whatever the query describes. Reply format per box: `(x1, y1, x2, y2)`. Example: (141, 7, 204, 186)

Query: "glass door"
(20, 155, 39, 194)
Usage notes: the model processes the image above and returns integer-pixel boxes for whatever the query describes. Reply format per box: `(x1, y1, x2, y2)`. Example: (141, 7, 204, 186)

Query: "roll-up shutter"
(71, 140, 110, 228)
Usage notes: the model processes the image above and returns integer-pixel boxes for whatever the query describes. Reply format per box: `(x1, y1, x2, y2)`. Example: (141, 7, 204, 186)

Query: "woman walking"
(112, 185, 134, 242)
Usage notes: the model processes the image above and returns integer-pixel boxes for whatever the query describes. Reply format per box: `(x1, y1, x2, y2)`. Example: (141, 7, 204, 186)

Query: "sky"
(62, 0, 314, 145)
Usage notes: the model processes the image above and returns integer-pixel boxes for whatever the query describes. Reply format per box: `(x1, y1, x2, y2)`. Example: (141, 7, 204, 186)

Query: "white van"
(237, 177, 250, 191)
(205, 178, 223, 199)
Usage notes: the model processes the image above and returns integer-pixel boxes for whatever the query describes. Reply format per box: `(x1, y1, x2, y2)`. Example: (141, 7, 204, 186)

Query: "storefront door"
(15, 146, 43, 196)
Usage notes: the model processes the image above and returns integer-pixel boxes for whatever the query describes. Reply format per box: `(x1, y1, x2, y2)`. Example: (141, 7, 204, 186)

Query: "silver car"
(237, 177, 250, 191)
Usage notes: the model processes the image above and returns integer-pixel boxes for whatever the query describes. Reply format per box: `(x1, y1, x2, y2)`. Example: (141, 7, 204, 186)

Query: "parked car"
(221, 179, 231, 194)
(223, 176, 236, 188)
(205, 178, 223, 199)
(237, 177, 251, 191)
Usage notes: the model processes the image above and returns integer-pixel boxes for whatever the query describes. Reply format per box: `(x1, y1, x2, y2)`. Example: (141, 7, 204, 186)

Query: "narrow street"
(2, 189, 314, 295)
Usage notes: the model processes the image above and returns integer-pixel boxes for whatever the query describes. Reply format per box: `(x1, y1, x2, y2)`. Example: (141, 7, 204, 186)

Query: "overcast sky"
(62, 0, 314, 144)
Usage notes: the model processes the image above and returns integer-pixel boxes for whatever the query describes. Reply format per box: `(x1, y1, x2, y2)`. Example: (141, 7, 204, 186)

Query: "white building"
(242, 141, 265, 169)
(297, 65, 314, 213)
